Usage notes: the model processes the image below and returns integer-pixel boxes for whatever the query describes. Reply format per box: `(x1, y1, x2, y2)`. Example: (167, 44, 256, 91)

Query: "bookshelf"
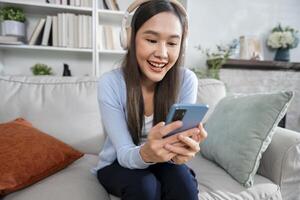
(0, 0, 94, 76)
(0, 0, 187, 77)
(0, 44, 93, 52)
(97, 6, 127, 75)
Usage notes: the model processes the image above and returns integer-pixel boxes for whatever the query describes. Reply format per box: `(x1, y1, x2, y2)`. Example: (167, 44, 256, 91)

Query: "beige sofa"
(0, 75, 299, 200)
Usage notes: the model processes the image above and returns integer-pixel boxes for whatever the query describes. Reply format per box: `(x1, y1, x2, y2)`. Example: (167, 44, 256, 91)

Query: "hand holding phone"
(163, 103, 209, 138)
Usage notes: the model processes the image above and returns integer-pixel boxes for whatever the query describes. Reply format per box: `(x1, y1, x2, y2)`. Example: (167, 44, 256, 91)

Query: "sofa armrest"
(258, 127, 300, 200)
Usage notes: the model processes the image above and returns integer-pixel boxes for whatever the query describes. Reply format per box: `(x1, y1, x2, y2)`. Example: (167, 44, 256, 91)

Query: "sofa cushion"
(188, 155, 282, 200)
(0, 76, 105, 154)
(3, 154, 110, 200)
(0, 118, 83, 196)
(2, 154, 282, 200)
(201, 91, 293, 187)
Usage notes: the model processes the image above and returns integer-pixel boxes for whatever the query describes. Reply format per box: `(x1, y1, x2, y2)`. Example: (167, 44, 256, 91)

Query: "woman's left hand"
(164, 123, 207, 164)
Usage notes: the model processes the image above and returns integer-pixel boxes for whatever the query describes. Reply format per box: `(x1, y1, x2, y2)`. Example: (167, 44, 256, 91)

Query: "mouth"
(147, 61, 168, 72)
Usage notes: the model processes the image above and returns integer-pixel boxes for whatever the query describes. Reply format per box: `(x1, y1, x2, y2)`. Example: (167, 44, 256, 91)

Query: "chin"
(150, 72, 169, 83)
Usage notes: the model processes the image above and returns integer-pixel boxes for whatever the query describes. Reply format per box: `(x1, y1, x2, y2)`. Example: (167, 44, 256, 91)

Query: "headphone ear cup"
(126, 27, 132, 49)
(120, 25, 128, 50)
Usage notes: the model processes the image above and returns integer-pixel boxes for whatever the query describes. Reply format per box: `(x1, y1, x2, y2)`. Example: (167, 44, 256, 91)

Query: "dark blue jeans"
(97, 161, 199, 200)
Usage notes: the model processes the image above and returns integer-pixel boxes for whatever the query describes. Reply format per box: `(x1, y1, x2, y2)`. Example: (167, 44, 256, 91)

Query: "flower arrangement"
(267, 24, 299, 49)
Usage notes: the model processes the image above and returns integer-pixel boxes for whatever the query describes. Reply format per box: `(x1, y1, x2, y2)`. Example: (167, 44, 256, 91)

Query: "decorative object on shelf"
(0, 6, 26, 38)
(274, 48, 290, 62)
(192, 39, 239, 80)
(31, 63, 53, 75)
(239, 35, 264, 60)
(267, 24, 299, 62)
(63, 63, 72, 76)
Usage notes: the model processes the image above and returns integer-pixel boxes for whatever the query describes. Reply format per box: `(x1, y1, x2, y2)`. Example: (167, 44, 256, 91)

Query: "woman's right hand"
(140, 121, 200, 163)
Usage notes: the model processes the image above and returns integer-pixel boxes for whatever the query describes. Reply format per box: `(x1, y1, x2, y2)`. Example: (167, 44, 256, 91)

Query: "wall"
(185, 0, 300, 69)
(185, 0, 300, 131)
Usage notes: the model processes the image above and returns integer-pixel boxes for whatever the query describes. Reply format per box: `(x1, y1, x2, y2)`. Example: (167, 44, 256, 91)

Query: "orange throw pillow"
(0, 118, 84, 196)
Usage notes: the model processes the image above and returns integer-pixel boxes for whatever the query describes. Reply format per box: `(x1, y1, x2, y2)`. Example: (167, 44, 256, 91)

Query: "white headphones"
(120, 0, 188, 50)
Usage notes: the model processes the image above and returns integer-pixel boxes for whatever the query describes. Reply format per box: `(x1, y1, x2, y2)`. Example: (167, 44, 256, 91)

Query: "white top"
(140, 115, 154, 144)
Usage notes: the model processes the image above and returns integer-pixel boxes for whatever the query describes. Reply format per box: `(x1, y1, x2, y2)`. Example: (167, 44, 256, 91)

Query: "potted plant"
(0, 6, 26, 38)
(31, 63, 53, 76)
(192, 39, 238, 80)
(267, 24, 299, 62)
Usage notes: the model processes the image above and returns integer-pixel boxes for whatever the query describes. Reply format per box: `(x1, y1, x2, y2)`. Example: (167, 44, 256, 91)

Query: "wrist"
(140, 144, 152, 163)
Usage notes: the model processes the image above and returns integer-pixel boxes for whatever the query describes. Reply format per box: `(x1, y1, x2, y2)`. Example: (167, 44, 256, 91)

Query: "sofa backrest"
(197, 78, 226, 122)
(0, 76, 226, 155)
(0, 76, 104, 155)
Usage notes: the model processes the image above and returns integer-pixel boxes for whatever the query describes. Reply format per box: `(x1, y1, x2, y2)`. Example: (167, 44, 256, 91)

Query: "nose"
(154, 42, 168, 59)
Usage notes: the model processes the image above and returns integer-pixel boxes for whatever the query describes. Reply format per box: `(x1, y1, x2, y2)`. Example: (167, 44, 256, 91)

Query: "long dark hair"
(122, 0, 187, 145)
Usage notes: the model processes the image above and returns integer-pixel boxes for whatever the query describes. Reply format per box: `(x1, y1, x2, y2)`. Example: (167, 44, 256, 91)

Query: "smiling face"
(135, 11, 183, 87)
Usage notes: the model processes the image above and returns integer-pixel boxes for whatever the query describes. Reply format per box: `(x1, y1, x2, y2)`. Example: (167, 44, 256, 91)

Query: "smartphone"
(163, 103, 209, 138)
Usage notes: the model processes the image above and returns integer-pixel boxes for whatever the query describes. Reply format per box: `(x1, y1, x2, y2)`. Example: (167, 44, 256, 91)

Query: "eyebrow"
(142, 30, 181, 39)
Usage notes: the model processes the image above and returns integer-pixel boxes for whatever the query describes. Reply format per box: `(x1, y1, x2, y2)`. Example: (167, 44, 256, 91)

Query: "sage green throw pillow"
(201, 91, 293, 187)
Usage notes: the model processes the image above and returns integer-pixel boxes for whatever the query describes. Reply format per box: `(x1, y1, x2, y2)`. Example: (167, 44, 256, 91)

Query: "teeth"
(149, 61, 166, 68)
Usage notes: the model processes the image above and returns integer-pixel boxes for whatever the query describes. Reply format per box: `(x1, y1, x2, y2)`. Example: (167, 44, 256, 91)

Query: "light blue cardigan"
(92, 67, 198, 172)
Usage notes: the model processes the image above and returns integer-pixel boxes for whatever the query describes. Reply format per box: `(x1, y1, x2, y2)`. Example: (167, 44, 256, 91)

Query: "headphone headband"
(120, 0, 188, 50)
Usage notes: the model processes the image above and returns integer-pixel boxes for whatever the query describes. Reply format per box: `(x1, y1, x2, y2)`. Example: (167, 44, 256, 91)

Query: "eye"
(146, 39, 157, 44)
(168, 42, 178, 46)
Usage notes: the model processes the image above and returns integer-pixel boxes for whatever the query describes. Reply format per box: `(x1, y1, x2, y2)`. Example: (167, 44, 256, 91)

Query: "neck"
(141, 78, 156, 92)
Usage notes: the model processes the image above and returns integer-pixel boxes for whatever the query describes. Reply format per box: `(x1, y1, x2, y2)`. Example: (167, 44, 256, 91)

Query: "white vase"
(1, 20, 25, 38)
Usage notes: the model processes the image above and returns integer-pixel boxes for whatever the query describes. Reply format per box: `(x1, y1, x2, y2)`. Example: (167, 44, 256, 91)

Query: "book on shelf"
(29, 13, 92, 49)
(61, 0, 67, 5)
(41, 16, 53, 46)
(67, 13, 76, 48)
(46, 0, 56, 4)
(77, 14, 91, 48)
(47, 0, 92, 7)
(52, 16, 58, 47)
(0, 35, 23, 45)
(103, 0, 120, 10)
(80, 0, 92, 7)
(28, 18, 46, 46)
(99, 0, 104, 9)
(112, 0, 120, 10)
(100, 25, 122, 51)
(75, 0, 80, 7)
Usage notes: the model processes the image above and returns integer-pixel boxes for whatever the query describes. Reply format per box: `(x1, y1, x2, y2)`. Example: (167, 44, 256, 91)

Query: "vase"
(1, 20, 25, 38)
(274, 48, 290, 62)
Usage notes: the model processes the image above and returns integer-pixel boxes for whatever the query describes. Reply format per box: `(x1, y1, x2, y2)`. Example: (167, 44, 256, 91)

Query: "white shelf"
(0, 0, 92, 15)
(0, 44, 93, 53)
(99, 49, 126, 55)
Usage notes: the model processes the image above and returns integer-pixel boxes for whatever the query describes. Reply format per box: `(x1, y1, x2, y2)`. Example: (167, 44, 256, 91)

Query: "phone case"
(163, 103, 209, 138)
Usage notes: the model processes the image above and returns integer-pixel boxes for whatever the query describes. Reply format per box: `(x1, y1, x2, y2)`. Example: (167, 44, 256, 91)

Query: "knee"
(161, 165, 199, 199)
(166, 180, 198, 200)
(124, 173, 160, 200)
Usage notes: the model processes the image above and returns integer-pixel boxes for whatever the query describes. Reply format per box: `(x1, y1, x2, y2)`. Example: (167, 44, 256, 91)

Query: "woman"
(94, 1, 207, 199)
